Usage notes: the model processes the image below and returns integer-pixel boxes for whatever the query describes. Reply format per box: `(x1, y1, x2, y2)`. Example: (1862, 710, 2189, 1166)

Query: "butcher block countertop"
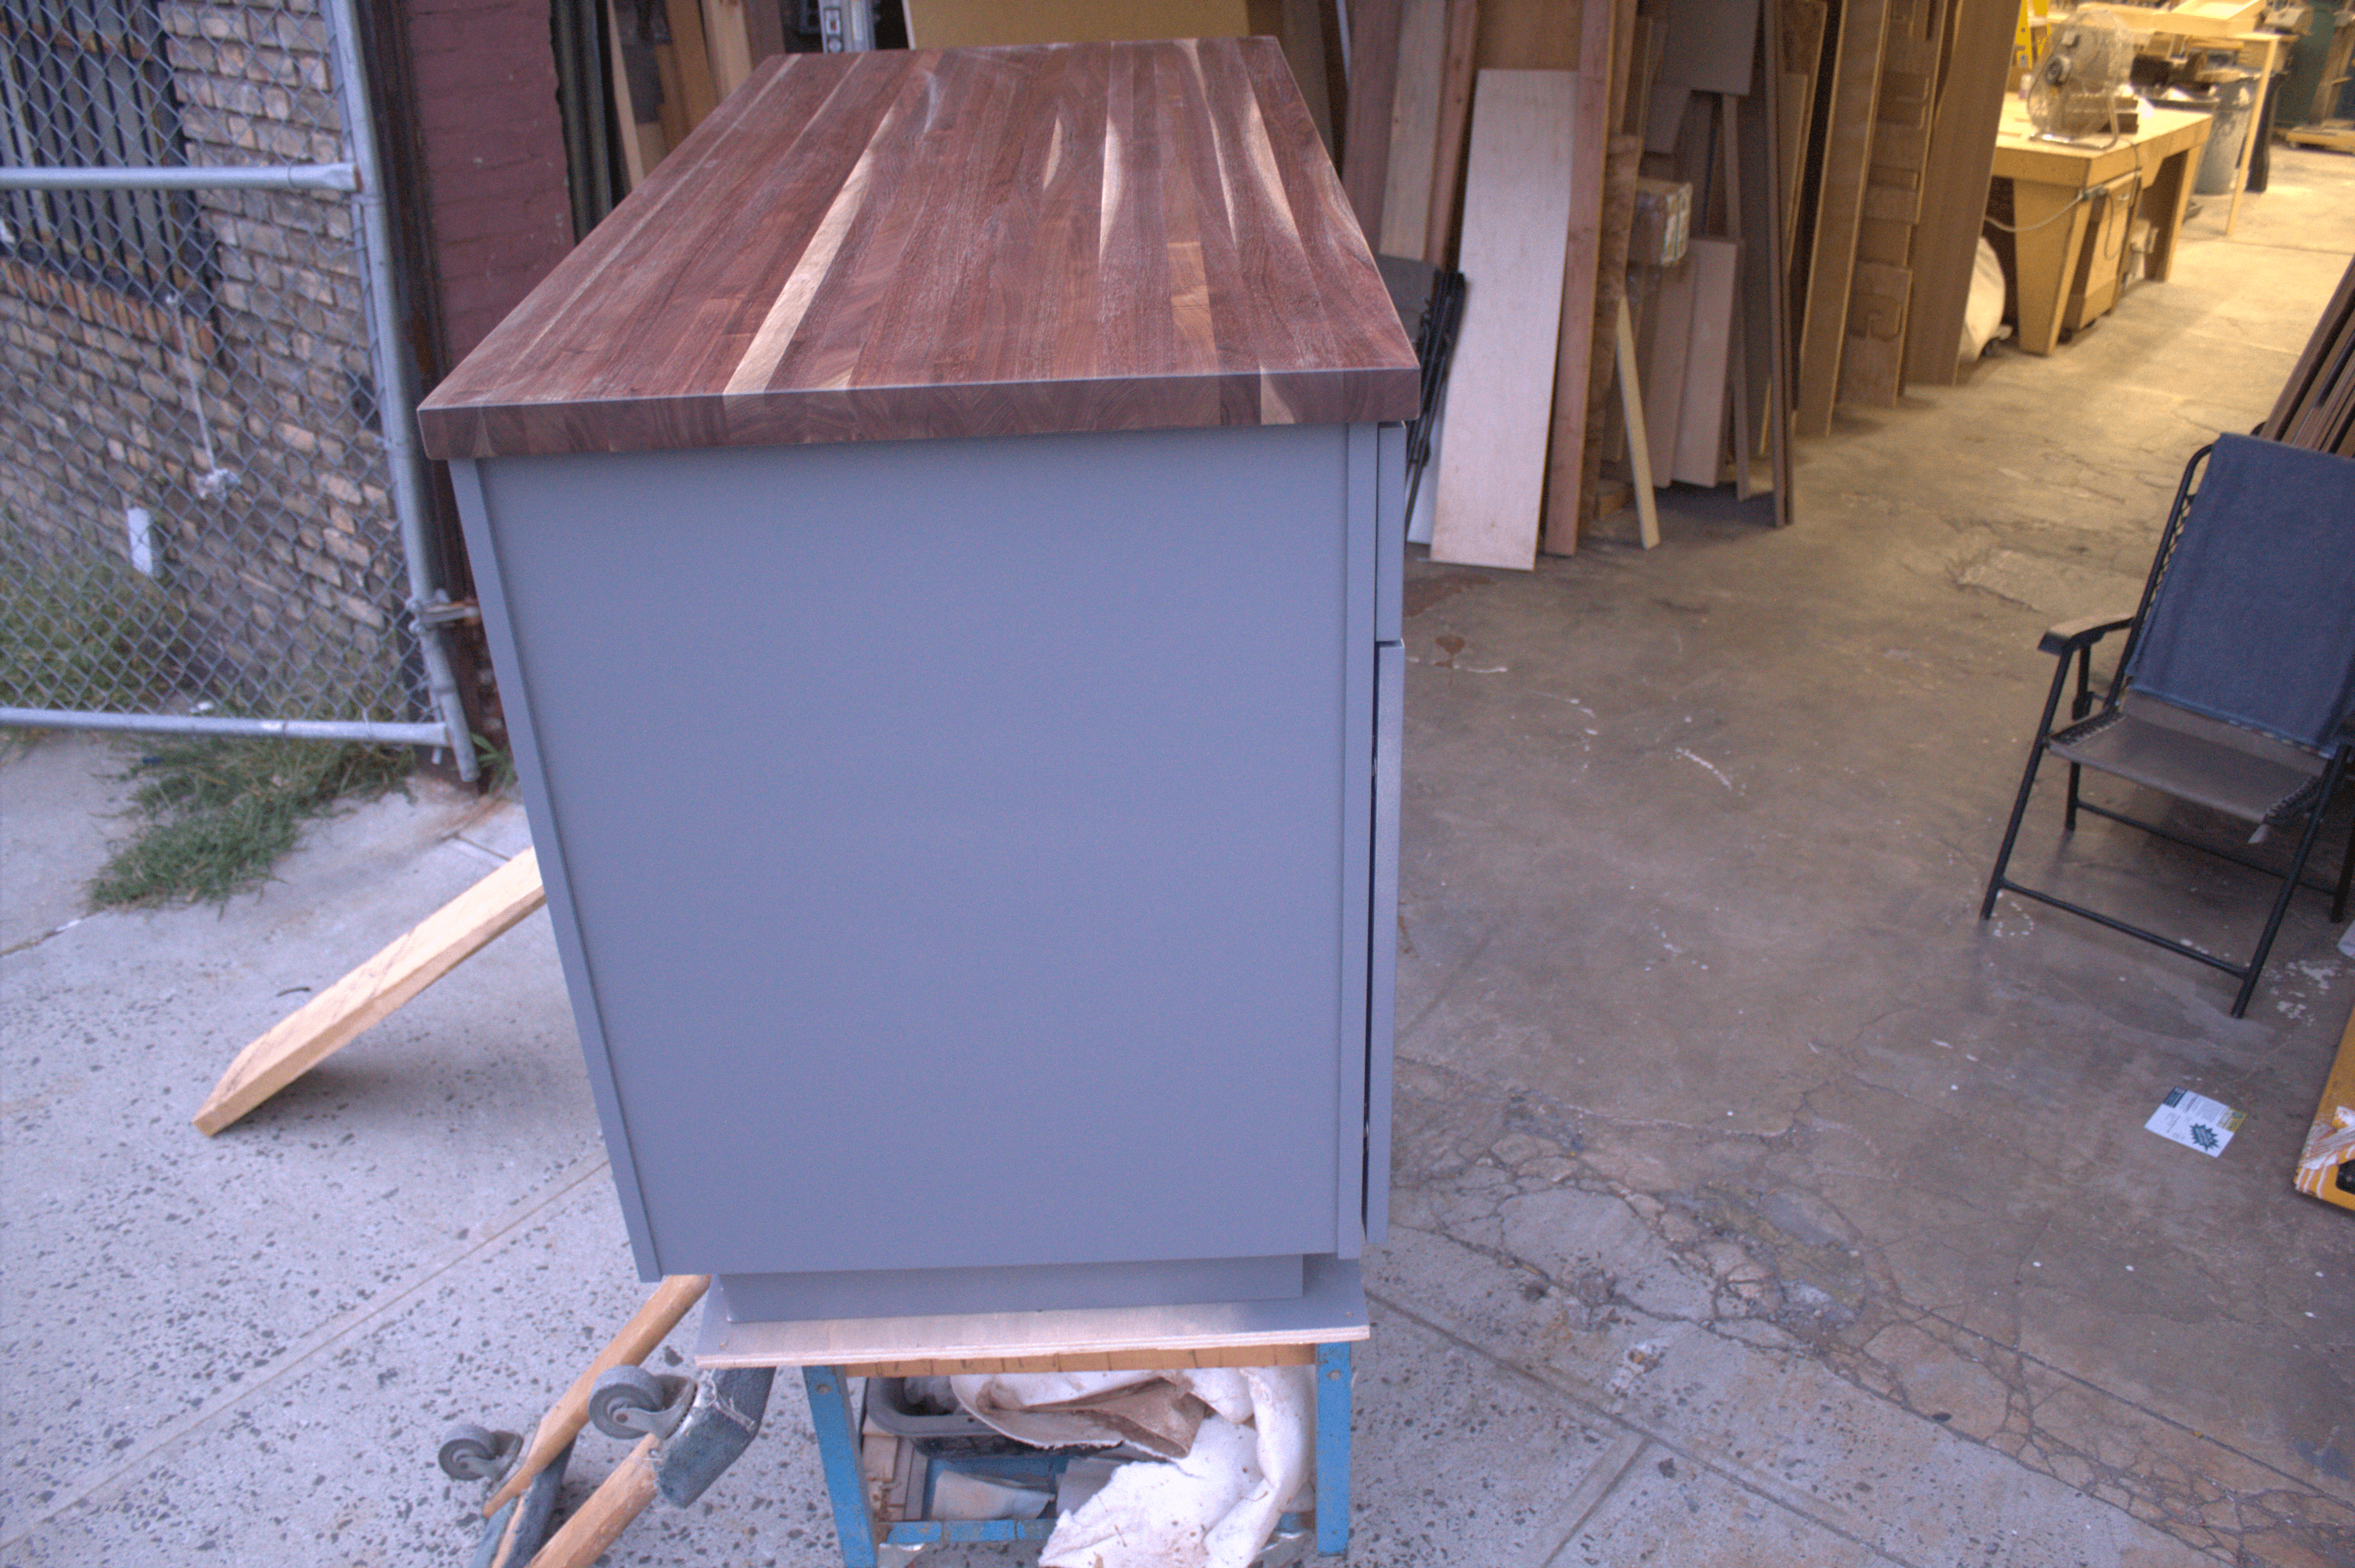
(416, 38, 1421, 460)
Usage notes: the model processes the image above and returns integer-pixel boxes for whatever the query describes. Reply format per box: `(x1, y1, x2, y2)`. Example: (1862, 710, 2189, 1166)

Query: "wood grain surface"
(417, 40, 1418, 459)
(1427, 70, 1575, 571)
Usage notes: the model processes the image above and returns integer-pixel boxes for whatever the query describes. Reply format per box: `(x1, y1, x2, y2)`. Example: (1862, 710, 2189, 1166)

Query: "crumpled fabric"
(949, 1364, 1314, 1568)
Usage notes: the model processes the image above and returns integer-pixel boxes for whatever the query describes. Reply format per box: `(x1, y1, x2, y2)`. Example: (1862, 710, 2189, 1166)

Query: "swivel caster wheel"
(588, 1366, 697, 1440)
(437, 1420, 522, 1483)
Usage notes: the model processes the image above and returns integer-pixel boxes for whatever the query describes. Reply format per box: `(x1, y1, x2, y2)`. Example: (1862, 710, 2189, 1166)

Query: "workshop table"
(1989, 99, 2211, 354)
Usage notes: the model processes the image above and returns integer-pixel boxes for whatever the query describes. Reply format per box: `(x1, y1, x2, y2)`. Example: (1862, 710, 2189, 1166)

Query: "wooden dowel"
(484, 1275, 711, 1517)
(523, 1434, 660, 1568)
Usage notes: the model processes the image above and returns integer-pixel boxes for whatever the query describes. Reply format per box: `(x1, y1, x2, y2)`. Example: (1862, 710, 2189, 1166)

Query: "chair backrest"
(2122, 434, 2355, 752)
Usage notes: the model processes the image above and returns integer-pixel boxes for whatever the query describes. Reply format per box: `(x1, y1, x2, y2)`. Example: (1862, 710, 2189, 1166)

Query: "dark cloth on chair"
(2124, 434, 2355, 753)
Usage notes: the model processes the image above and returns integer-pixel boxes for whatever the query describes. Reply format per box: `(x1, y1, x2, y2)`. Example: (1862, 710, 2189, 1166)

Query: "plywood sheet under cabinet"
(1429, 70, 1577, 570)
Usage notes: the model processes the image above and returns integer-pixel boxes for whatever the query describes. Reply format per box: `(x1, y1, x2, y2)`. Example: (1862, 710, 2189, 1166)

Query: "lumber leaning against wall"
(1429, 70, 1579, 570)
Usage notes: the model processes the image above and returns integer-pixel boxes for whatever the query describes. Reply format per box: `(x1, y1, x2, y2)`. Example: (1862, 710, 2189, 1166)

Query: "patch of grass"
(90, 736, 412, 907)
(0, 530, 191, 714)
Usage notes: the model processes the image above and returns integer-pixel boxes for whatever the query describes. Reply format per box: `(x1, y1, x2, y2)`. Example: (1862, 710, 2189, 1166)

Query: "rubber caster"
(588, 1365, 697, 1440)
(437, 1420, 522, 1483)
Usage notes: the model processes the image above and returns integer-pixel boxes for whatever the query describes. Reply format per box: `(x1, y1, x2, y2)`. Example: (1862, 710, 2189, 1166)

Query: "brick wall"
(0, 0, 416, 721)
(402, 0, 574, 365)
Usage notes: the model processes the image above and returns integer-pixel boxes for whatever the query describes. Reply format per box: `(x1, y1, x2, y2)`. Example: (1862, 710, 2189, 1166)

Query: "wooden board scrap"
(194, 848, 548, 1135)
(1429, 70, 1578, 570)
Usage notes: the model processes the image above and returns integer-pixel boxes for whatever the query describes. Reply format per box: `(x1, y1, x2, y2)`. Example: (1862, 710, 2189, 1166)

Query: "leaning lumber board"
(1902, 0, 2015, 386)
(1430, 70, 1577, 570)
(1656, 0, 1761, 96)
(1381, 0, 1448, 256)
(193, 847, 547, 1134)
(1673, 237, 1740, 485)
(1838, 259, 1912, 405)
(1643, 253, 1698, 483)
(700, 0, 754, 99)
(1540, 0, 1620, 555)
(1795, 0, 1890, 436)
(1343, 0, 1407, 242)
(1424, 0, 1482, 264)
(2264, 253, 2355, 438)
(1580, 131, 1646, 523)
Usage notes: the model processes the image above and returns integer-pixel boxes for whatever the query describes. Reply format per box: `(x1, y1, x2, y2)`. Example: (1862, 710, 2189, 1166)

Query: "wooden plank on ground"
(1540, 0, 1618, 554)
(1381, 0, 1448, 256)
(1795, 0, 1890, 436)
(1424, 0, 1481, 263)
(1429, 70, 1578, 569)
(1673, 237, 1739, 484)
(1902, 0, 2016, 386)
(1343, 0, 1407, 241)
(193, 848, 547, 1134)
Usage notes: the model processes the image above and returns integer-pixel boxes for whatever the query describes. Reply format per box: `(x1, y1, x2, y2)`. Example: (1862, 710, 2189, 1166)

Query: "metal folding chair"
(1981, 434, 2355, 1017)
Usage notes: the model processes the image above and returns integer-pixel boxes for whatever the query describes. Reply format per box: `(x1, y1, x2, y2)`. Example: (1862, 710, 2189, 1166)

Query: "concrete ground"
(4, 149, 2354, 1568)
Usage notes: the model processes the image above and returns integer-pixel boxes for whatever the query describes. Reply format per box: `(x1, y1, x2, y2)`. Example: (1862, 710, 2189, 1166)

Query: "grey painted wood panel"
(460, 425, 1365, 1288)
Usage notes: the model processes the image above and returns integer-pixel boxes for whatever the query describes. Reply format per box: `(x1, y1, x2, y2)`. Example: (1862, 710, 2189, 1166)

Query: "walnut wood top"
(417, 40, 1420, 459)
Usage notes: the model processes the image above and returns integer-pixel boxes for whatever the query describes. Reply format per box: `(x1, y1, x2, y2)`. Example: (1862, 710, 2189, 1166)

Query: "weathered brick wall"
(0, 0, 413, 720)
(402, 0, 573, 364)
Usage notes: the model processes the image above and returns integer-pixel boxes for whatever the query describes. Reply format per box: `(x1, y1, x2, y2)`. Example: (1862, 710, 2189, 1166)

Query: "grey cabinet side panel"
(1335, 423, 1378, 1260)
(445, 458, 662, 1276)
(1376, 422, 1406, 644)
(1366, 639, 1402, 1244)
(477, 426, 1354, 1280)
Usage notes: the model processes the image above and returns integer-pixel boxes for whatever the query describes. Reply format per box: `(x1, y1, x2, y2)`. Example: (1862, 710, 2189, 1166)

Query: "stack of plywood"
(1416, 0, 1809, 566)
(1785, 0, 2021, 431)
(2262, 254, 2355, 456)
(606, 0, 763, 190)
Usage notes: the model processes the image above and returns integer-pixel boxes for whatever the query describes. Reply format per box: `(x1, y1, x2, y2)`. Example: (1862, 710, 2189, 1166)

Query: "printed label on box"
(2146, 1087, 2244, 1157)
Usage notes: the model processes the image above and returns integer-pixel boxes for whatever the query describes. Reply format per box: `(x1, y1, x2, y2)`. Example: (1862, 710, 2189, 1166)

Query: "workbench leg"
(1314, 1342, 1353, 1556)
(804, 1366, 881, 1568)
(2007, 182, 2093, 356)
(2142, 147, 2195, 284)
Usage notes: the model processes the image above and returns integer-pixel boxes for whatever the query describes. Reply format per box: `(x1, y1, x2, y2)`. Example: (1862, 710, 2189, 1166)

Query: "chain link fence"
(0, 0, 472, 771)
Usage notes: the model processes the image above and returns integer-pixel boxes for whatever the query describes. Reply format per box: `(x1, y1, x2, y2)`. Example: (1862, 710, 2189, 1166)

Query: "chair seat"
(2049, 693, 2328, 825)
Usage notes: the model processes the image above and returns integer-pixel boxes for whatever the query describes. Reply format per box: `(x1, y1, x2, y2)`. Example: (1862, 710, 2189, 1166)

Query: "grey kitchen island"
(416, 37, 1420, 1328)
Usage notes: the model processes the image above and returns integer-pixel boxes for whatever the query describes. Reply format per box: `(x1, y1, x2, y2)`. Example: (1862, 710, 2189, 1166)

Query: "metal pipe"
(321, 0, 479, 781)
(0, 708, 451, 746)
(0, 163, 357, 192)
